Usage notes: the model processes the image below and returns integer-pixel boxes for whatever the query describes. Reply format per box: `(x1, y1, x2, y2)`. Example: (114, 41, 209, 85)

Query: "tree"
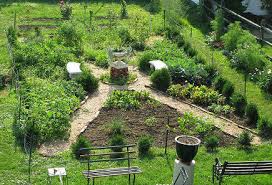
(211, 8, 224, 41)
(120, 0, 128, 19)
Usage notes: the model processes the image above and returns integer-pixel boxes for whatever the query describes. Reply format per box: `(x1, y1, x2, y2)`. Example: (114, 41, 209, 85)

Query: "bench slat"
(217, 166, 272, 170)
(83, 167, 142, 178)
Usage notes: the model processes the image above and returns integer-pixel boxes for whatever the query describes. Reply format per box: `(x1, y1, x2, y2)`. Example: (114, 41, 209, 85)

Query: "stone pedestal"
(173, 159, 195, 185)
(110, 61, 128, 79)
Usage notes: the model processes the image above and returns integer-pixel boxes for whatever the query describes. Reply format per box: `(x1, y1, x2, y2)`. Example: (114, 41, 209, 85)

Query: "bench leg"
(93, 178, 95, 185)
(212, 166, 215, 183)
(133, 174, 135, 185)
(128, 174, 131, 185)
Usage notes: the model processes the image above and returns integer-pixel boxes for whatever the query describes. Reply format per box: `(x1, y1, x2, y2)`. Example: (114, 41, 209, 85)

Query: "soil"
(177, 136, 200, 145)
(18, 25, 58, 30)
(82, 102, 236, 148)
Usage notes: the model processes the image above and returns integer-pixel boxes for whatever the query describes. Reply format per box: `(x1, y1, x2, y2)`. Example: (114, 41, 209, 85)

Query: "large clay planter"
(175, 135, 201, 163)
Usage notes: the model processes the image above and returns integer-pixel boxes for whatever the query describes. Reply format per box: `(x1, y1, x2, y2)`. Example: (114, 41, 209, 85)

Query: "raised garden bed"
(82, 102, 235, 147)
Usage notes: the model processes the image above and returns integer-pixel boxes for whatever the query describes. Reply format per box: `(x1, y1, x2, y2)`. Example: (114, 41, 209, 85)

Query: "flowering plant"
(60, 0, 72, 20)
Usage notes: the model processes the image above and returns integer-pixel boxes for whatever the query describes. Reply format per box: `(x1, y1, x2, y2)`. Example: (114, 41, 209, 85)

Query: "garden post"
(149, 15, 152, 33)
(13, 11, 16, 30)
(89, 10, 93, 28)
(190, 27, 193, 38)
(163, 9, 166, 30)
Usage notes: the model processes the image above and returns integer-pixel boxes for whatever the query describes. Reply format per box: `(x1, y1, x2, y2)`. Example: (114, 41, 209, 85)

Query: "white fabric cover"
(242, 0, 269, 16)
(66, 62, 82, 78)
(149, 60, 168, 70)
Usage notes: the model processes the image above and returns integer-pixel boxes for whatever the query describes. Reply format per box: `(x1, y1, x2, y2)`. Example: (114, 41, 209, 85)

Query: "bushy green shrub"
(138, 52, 154, 72)
(208, 103, 234, 116)
(205, 136, 219, 152)
(71, 136, 91, 159)
(237, 131, 252, 149)
(245, 103, 259, 126)
(213, 76, 227, 93)
(60, 0, 72, 20)
(74, 68, 98, 93)
(211, 8, 224, 41)
(259, 69, 272, 94)
(105, 90, 153, 109)
(120, 0, 128, 18)
(85, 48, 98, 61)
(258, 117, 272, 138)
(178, 112, 214, 137)
(231, 93, 247, 116)
(148, 0, 161, 13)
(222, 81, 234, 100)
(118, 27, 132, 45)
(151, 68, 171, 91)
(138, 135, 153, 156)
(0, 74, 4, 90)
(110, 134, 125, 158)
(95, 51, 108, 68)
(108, 119, 124, 137)
(6, 25, 17, 46)
(165, 26, 180, 40)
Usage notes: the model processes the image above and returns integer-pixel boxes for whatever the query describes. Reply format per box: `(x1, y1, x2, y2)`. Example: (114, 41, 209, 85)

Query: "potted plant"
(175, 135, 201, 163)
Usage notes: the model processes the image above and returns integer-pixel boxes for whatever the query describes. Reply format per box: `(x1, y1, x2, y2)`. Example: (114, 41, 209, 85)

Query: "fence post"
(190, 27, 193, 38)
(89, 10, 93, 28)
(13, 11, 16, 30)
(163, 9, 166, 30)
(165, 116, 170, 155)
(149, 15, 152, 33)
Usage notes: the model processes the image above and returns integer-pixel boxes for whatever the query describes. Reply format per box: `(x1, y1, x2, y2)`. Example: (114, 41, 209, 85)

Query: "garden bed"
(82, 102, 235, 147)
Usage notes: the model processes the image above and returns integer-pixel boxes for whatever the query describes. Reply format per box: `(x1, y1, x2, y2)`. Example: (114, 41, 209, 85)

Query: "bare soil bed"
(82, 102, 236, 147)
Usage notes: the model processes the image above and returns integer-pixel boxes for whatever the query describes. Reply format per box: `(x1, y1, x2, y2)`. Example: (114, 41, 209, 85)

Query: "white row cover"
(149, 60, 168, 70)
(66, 62, 82, 78)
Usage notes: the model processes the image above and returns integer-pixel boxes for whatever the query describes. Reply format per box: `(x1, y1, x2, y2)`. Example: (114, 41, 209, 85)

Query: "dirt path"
(39, 64, 261, 156)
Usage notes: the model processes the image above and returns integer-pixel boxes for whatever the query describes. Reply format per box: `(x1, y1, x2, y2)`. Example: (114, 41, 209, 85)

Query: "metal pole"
(165, 116, 170, 155)
(163, 9, 166, 30)
(28, 134, 33, 183)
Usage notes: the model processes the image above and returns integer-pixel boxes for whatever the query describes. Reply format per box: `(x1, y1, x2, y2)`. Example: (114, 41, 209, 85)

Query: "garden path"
(38, 63, 261, 156)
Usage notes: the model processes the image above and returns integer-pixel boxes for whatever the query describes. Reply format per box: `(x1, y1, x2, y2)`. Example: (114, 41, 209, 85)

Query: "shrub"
(205, 136, 219, 152)
(138, 52, 154, 72)
(231, 93, 247, 116)
(60, 0, 72, 20)
(108, 119, 124, 137)
(165, 26, 180, 40)
(186, 47, 197, 57)
(213, 76, 227, 93)
(71, 136, 91, 159)
(211, 8, 224, 41)
(0, 74, 4, 90)
(222, 81, 234, 100)
(6, 25, 17, 46)
(148, 0, 161, 13)
(74, 68, 99, 93)
(259, 69, 272, 94)
(138, 135, 153, 156)
(131, 40, 145, 51)
(105, 90, 153, 109)
(120, 0, 128, 19)
(178, 112, 214, 137)
(144, 116, 157, 127)
(258, 117, 272, 138)
(151, 68, 171, 91)
(95, 51, 108, 68)
(245, 103, 259, 126)
(204, 64, 218, 84)
(110, 134, 125, 158)
(208, 103, 234, 116)
(85, 48, 98, 61)
(237, 131, 252, 149)
(176, 34, 185, 47)
(118, 27, 132, 45)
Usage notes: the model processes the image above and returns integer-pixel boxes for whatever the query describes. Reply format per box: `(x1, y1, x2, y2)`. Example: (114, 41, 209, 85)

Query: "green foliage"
(138, 135, 153, 156)
(74, 67, 99, 93)
(118, 27, 132, 46)
(205, 136, 219, 152)
(165, 26, 180, 40)
(144, 116, 157, 127)
(105, 90, 153, 109)
(58, 22, 82, 55)
(110, 134, 125, 158)
(84, 48, 98, 61)
(95, 51, 108, 68)
(208, 103, 234, 116)
(138, 52, 155, 72)
(71, 136, 91, 159)
(6, 25, 17, 46)
(222, 22, 257, 52)
(258, 69, 272, 94)
(167, 84, 222, 106)
(237, 131, 252, 149)
(231, 93, 247, 116)
(151, 68, 171, 91)
(108, 119, 124, 137)
(148, 0, 161, 13)
(222, 81, 234, 100)
(213, 76, 227, 93)
(14, 78, 80, 143)
(211, 8, 224, 41)
(245, 103, 259, 126)
(100, 73, 137, 85)
(60, 0, 72, 20)
(0, 74, 4, 90)
(120, 0, 128, 18)
(178, 112, 214, 137)
(258, 117, 272, 138)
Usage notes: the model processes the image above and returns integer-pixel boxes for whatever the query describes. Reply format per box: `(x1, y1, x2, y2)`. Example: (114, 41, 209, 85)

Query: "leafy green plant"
(60, 0, 72, 20)
(231, 93, 247, 117)
(108, 119, 124, 137)
(213, 76, 227, 93)
(208, 103, 234, 116)
(258, 69, 272, 94)
(138, 52, 155, 72)
(100, 73, 137, 85)
(120, 0, 128, 19)
(58, 22, 82, 50)
(205, 136, 219, 152)
(110, 134, 125, 158)
(148, 0, 161, 13)
(151, 68, 171, 91)
(211, 8, 224, 41)
(258, 117, 272, 138)
(138, 135, 153, 156)
(95, 51, 108, 68)
(118, 27, 132, 46)
(74, 67, 98, 93)
(222, 81, 234, 101)
(71, 136, 91, 159)
(144, 116, 157, 127)
(178, 112, 214, 137)
(245, 103, 259, 126)
(105, 90, 153, 109)
(6, 25, 17, 46)
(237, 131, 252, 149)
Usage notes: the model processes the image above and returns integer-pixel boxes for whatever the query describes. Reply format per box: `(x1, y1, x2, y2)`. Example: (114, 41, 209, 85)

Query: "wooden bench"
(213, 158, 272, 184)
(80, 144, 142, 185)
